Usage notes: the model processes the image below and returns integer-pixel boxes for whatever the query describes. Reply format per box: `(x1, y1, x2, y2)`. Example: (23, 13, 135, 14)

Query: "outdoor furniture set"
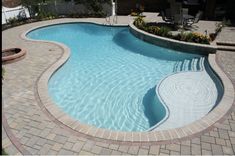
(161, 0, 202, 27)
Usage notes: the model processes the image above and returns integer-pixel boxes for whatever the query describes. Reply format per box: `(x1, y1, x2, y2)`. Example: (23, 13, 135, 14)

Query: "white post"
(54, 0, 57, 14)
(2, 6, 8, 24)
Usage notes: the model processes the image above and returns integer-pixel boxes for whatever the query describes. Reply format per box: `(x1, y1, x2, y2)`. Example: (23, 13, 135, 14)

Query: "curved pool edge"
(21, 21, 235, 144)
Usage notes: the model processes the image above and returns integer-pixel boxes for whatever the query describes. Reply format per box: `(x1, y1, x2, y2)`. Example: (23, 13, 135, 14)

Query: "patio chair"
(161, 10, 173, 23)
(170, 2, 182, 15)
(17, 10, 27, 21)
(174, 14, 183, 25)
(185, 11, 202, 26)
(182, 8, 188, 15)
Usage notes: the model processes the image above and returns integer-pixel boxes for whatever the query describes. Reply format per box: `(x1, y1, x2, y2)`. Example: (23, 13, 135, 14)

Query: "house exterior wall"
(40, 1, 112, 16)
(116, 0, 167, 15)
(2, 0, 21, 8)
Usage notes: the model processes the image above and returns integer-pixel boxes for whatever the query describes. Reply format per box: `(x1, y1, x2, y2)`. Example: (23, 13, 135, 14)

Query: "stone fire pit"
(2, 48, 26, 64)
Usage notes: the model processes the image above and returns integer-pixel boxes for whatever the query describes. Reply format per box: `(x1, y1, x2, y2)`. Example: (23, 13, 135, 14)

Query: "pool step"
(216, 41, 235, 46)
(217, 45, 235, 51)
(174, 57, 205, 73)
(216, 41, 235, 52)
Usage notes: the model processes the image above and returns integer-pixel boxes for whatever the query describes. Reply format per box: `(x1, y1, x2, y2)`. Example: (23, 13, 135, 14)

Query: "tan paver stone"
(39, 128, 51, 138)
(51, 143, 63, 151)
(230, 137, 235, 144)
(211, 144, 223, 155)
(191, 137, 201, 144)
(109, 144, 119, 150)
(166, 144, 180, 152)
(4, 144, 19, 155)
(216, 138, 226, 145)
(118, 145, 129, 153)
(219, 129, 230, 139)
(225, 139, 232, 147)
(91, 145, 102, 154)
(58, 148, 74, 155)
(82, 140, 95, 151)
(128, 145, 139, 155)
(95, 141, 109, 148)
(191, 143, 202, 155)
(149, 145, 160, 155)
(25, 136, 38, 147)
(2, 138, 12, 148)
(99, 148, 112, 155)
(228, 131, 235, 137)
(48, 149, 58, 155)
(201, 142, 211, 150)
(47, 133, 56, 140)
(33, 144, 42, 150)
(23, 145, 38, 155)
(201, 135, 216, 144)
(138, 148, 149, 155)
(222, 146, 234, 155)
(72, 141, 85, 152)
(54, 134, 68, 144)
(160, 149, 170, 154)
(79, 150, 93, 155)
(180, 145, 191, 155)
(38, 144, 52, 155)
(159, 152, 169, 155)
(142, 145, 150, 150)
(111, 150, 122, 155)
(180, 140, 191, 146)
(63, 142, 74, 150)
(170, 151, 180, 155)
(68, 136, 78, 143)
(202, 149, 212, 155)
(36, 137, 48, 146)
(210, 131, 219, 137)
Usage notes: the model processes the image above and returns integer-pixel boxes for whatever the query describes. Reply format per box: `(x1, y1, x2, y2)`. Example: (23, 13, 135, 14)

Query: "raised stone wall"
(129, 22, 217, 54)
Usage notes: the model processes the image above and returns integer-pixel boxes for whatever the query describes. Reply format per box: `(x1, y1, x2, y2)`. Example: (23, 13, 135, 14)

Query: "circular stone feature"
(2, 48, 26, 64)
(156, 67, 222, 130)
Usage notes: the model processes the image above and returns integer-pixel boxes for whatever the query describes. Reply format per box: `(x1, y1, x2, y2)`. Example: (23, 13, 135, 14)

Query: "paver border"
(20, 20, 235, 145)
(2, 105, 31, 154)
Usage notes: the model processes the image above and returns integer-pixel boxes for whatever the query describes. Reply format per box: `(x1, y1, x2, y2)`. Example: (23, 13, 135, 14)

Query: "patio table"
(182, 14, 194, 26)
(183, 14, 194, 20)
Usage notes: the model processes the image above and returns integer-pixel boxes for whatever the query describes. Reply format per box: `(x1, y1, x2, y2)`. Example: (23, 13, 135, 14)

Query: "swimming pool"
(27, 23, 223, 132)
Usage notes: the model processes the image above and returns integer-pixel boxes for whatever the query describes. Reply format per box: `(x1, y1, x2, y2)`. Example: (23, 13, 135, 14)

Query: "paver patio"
(2, 16, 235, 155)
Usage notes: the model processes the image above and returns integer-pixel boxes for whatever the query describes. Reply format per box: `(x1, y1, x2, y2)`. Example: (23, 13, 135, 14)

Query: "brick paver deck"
(2, 17, 235, 155)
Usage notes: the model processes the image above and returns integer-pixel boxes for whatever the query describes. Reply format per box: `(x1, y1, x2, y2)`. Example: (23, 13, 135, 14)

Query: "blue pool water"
(27, 23, 205, 132)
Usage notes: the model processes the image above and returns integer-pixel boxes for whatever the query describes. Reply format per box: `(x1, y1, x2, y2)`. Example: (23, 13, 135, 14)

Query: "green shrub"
(7, 17, 18, 25)
(36, 11, 57, 20)
(133, 19, 210, 44)
(158, 26, 172, 37)
(133, 16, 146, 29)
(190, 32, 210, 44)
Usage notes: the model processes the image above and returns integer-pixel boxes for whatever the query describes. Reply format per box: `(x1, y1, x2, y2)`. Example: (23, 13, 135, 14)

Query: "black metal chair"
(184, 11, 202, 26)
(161, 10, 173, 23)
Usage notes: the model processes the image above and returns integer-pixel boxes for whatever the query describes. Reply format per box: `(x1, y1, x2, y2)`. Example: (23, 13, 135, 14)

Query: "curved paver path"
(2, 19, 235, 155)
